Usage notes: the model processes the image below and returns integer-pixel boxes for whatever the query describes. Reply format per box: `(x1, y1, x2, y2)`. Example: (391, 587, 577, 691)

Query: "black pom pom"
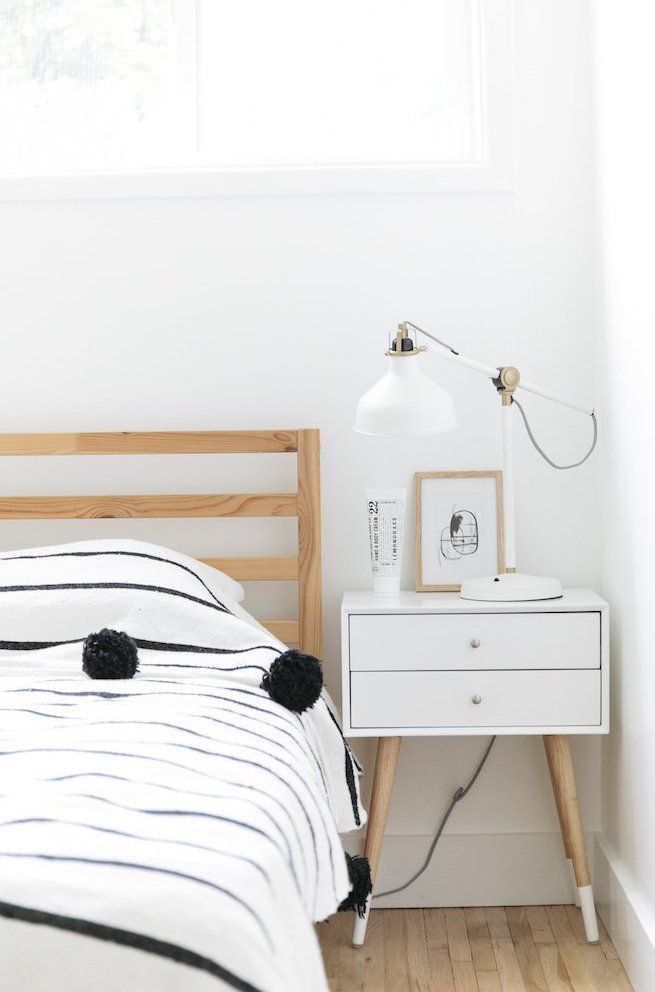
(260, 648, 323, 713)
(338, 853, 372, 917)
(83, 629, 139, 680)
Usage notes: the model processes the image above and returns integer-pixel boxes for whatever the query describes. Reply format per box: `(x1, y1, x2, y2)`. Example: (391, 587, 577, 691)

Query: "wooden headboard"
(0, 429, 322, 656)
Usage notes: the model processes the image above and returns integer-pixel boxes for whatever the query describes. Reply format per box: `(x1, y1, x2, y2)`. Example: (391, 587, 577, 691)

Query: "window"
(0, 0, 513, 197)
(0, 1, 190, 173)
(197, 0, 482, 168)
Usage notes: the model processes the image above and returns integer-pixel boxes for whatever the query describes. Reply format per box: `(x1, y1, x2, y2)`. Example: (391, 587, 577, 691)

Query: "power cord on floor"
(373, 736, 497, 900)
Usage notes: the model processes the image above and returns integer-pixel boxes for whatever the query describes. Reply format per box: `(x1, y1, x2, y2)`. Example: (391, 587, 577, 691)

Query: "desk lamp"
(354, 322, 597, 601)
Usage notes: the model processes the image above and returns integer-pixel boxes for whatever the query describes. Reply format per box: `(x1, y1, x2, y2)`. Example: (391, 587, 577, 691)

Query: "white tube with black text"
(366, 489, 406, 595)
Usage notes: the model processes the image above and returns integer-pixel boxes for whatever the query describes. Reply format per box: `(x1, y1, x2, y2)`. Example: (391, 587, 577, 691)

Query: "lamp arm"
(423, 342, 498, 382)
(403, 322, 594, 417)
(401, 320, 596, 577)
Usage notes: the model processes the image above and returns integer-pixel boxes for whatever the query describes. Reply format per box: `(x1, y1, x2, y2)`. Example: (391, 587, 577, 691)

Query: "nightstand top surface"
(342, 588, 607, 614)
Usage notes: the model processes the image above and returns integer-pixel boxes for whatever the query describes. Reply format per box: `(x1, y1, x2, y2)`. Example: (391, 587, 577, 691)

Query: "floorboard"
(317, 907, 634, 992)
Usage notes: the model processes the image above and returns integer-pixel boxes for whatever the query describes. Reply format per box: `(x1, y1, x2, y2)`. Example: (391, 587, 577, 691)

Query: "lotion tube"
(366, 488, 406, 595)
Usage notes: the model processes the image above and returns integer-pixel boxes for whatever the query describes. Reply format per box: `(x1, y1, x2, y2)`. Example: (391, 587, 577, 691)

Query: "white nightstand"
(341, 589, 609, 947)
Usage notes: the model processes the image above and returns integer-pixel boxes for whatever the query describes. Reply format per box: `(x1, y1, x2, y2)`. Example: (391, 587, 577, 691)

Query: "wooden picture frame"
(415, 470, 505, 592)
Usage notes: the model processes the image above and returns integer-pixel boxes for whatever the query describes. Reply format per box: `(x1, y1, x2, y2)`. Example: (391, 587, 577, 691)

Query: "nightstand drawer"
(348, 611, 600, 672)
(350, 669, 601, 728)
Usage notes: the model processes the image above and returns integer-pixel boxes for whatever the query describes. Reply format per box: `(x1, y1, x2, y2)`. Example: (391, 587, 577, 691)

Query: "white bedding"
(0, 540, 364, 992)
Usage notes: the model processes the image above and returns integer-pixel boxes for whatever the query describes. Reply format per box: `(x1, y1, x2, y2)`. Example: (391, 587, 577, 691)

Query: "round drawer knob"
(472, 694, 482, 705)
(470, 638, 480, 649)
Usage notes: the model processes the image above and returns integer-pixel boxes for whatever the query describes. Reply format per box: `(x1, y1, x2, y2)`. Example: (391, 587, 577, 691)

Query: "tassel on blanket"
(337, 853, 372, 918)
(261, 649, 323, 713)
(83, 629, 139, 680)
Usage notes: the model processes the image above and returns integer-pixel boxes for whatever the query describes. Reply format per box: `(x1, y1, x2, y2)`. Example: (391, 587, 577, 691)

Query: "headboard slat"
(201, 557, 299, 581)
(0, 431, 298, 456)
(261, 620, 300, 642)
(0, 493, 298, 520)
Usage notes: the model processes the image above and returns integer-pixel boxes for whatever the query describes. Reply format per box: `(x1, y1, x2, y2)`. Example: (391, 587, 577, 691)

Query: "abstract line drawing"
(416, 471, 503, 591)
(439, 507, 479, 564)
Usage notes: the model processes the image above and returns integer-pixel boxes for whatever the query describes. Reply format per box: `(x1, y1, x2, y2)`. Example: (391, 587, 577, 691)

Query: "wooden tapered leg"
(544, 733, 580, 905)
(544, 737, 571, 858)
(352, 736, 401, 948)
(543, 734, 599, 942)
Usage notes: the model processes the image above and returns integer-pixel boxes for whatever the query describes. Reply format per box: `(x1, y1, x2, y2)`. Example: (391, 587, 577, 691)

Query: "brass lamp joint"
(492, 365, 520, 405)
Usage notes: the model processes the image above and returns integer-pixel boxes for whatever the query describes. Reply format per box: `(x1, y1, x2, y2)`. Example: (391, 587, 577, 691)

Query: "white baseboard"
(594, 834, 655, 992)
(346, 830, 587, 907)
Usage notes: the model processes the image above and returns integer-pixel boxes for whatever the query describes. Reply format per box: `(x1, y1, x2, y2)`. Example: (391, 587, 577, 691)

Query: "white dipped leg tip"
(352, 898, 371, 947)
(578, 885, 599, 943)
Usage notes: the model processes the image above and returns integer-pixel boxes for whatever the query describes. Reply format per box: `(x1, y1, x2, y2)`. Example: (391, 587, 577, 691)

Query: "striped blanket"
(0, 540, 364, 992)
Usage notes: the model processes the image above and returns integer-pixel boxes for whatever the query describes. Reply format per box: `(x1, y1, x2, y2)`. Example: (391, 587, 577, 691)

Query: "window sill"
(0, 160, 515, 202)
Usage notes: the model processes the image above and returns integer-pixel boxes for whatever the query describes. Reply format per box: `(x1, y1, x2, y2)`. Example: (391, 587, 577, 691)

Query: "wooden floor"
(317, 906, 634, 992)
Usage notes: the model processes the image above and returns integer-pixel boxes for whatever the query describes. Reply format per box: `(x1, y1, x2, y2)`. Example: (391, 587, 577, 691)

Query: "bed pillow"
(0, 537, 245, 601)
(0, 537, 257, 649)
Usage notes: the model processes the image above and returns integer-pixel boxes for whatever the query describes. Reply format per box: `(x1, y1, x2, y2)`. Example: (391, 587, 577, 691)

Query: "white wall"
(593, 2, 655, 985)
(0, 0, 599, 903)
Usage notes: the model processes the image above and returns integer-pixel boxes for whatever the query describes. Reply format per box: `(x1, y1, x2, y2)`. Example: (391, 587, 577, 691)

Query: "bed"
(0, 429, 364, 992)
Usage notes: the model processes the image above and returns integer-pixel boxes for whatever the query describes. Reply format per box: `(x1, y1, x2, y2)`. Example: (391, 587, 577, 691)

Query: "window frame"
(0, 0, 514, 202)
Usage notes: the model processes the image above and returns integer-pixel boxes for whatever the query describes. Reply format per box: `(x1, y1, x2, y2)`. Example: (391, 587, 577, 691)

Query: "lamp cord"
(403, 320, 460, 356)
(512, 398, 598, 470)
(373, 736, 497, 900)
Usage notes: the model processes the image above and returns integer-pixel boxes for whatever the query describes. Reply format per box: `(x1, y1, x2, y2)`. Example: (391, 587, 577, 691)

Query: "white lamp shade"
(354, 353, 459, 437)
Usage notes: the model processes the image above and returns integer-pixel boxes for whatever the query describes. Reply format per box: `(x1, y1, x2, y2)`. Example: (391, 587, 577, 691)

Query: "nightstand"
(341, 589, 609, 947)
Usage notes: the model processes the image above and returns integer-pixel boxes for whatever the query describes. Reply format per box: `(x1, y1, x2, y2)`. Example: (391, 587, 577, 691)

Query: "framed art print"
(415, 471, 505, 591)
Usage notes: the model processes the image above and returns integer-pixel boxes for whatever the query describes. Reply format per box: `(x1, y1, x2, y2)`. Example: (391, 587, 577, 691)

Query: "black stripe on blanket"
(0, 637, 278, 657)
(0, 582, 231, 614)
(321, 704, 362, 826)
(0, 853, 272, 948)
(0, 818, 272, 885)
(0, 900, 262, 992)
(0, 548, 231, 612)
